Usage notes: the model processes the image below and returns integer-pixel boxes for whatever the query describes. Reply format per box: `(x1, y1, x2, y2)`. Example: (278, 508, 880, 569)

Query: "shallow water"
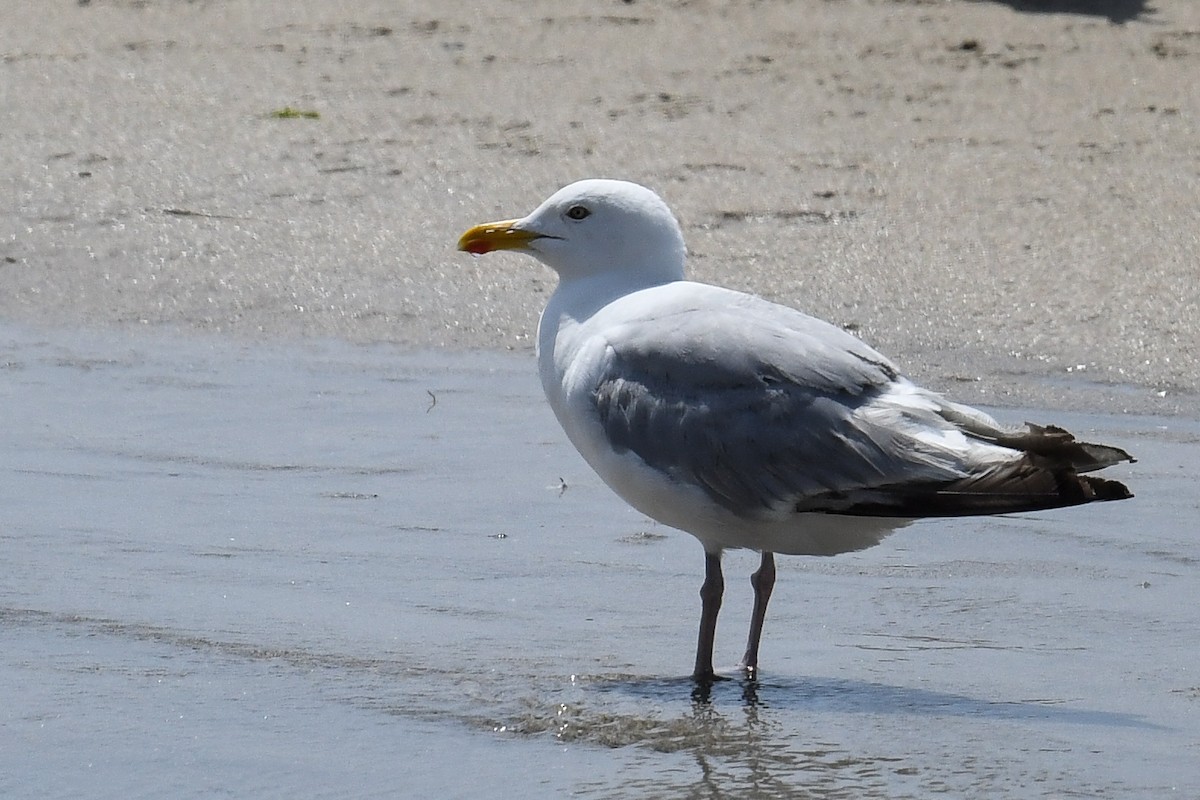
(2, 324, 1196, 798)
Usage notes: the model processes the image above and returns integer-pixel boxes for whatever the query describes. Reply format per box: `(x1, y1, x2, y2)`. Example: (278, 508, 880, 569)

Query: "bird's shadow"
(587, 672, 1166, 731)
(971, 0, 1153, 24)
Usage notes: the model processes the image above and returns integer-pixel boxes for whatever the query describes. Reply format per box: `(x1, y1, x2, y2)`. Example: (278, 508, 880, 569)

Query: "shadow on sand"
(973, 0, 1152, 24)
(589, 672, 1165, 731)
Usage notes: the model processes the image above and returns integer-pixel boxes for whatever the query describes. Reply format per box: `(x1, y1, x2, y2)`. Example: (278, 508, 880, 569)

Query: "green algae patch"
(269, 107, 320, 119)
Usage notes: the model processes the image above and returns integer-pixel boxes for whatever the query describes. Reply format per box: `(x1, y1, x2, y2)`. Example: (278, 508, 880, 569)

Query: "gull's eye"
(565, 205, 591, 221)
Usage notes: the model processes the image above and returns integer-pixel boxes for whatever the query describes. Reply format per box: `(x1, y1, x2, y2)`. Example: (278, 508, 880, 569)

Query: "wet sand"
(1, 324, 1195, 798)
(2, 1, 1199, 797)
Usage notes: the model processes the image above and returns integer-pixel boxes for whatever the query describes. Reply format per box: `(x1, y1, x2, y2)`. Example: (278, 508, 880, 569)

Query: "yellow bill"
(457, 219, 542, 255)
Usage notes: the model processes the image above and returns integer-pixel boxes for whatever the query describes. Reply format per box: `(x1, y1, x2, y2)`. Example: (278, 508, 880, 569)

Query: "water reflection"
(538, 671, 1166, 797)
(564, 673, 888, 797)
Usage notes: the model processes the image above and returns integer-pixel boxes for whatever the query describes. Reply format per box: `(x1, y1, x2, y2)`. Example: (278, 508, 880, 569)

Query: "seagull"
(457, 179, 1134, 683)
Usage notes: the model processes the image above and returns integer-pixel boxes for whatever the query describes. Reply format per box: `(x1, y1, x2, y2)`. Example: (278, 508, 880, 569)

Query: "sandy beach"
(2, 0, 1197, 414)
(2, 2, 1198, 798)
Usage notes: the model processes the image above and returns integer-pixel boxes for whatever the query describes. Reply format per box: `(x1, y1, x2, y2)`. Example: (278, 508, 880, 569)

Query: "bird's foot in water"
(691, 668, 765, 704)
(690, 669, 738, 703)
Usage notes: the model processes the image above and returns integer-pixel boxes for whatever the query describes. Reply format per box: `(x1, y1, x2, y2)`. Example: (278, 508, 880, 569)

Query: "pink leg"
(740, 551, 776, 677)
(693, 551, 724, 682)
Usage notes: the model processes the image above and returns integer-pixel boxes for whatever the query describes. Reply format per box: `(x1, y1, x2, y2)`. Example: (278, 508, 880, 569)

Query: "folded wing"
(591, 294, 1132, 520)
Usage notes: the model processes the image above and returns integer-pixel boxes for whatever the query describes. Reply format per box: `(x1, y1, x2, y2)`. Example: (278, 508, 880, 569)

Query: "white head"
(458, 179, 687, 285)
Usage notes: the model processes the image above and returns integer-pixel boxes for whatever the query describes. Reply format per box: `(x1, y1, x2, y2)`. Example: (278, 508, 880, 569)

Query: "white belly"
(538, 310, 907, 557)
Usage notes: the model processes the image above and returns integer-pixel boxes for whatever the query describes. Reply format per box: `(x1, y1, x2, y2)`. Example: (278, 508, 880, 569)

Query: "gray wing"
(591, 294, 1133, 517)
(591, 295, 933, 514)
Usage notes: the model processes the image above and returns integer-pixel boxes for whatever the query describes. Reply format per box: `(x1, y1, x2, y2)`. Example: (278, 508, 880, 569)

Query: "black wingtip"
(1011, 423, 1135, 473)
(818, 456, 1134, 518)
(1082, 474, 1133, 502)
